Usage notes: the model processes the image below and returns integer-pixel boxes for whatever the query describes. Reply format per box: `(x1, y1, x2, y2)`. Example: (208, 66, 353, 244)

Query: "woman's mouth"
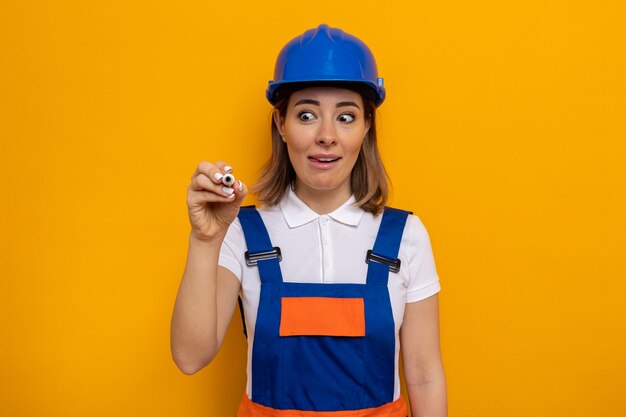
(308, 155, 342, 169)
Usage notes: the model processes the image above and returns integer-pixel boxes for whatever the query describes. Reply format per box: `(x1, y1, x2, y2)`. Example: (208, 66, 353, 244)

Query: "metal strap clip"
(365, 250, 401, 273)
(245, 247, 282, 266)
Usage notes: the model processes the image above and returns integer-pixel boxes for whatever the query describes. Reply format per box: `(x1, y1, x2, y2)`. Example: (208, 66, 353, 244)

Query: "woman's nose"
(315, 118, 336, 145)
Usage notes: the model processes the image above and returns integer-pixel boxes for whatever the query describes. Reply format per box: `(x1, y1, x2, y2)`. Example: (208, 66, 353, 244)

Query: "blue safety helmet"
(266, 24, 386, 107)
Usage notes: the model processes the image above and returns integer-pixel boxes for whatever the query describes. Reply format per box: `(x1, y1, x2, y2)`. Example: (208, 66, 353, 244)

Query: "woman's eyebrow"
(336, 101, 360, 110)
(293, 99, 361, 110)
(293, 99, 320, 107)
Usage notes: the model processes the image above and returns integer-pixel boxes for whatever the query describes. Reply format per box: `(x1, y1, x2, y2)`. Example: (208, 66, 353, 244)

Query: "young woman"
(171, 24, 447, 417)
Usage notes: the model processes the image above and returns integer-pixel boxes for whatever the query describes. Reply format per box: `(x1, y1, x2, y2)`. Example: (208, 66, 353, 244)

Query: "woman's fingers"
(210, 161, 235, 185)
(235, 179, 246, 194)
(213, 160, 233, 174)
(188, 161, 245, 210)
(187, 190, 236, 208)
(189, 173, 237, 198)
(188, 178, 247, 210)
(192, 161, 236, 185)
(186, 161, 244, 242)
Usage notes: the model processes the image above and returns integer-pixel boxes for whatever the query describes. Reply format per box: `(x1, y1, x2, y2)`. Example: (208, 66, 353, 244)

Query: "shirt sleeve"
(404, 214, 441, 303)
(218, 218, 244, 282)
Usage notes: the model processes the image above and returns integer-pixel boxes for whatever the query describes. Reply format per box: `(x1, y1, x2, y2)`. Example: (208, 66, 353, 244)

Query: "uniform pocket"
(279, 296, 365, 337)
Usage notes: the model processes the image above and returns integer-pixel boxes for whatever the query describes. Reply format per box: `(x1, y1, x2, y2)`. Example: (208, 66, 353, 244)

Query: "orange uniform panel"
(237, 393, 408, 417)
(279, 297, 366, 337)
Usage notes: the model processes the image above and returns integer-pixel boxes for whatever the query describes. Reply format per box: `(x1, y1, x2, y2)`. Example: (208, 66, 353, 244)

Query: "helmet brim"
(267, 80, 385, 108)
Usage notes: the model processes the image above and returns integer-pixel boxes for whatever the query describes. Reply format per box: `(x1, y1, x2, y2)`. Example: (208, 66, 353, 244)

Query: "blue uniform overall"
(236, 206, 410, 417)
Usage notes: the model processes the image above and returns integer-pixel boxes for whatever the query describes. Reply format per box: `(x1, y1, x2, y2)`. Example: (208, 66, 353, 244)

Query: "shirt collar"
(279, 186, 364, 228)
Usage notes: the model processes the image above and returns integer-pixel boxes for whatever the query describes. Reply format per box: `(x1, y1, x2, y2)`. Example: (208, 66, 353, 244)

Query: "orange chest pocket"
(279, 297, 366, 337)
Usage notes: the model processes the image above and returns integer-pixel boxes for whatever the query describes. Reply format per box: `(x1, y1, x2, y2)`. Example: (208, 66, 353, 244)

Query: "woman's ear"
(364, 116, 372, 138)
(273, 109, 286, 142)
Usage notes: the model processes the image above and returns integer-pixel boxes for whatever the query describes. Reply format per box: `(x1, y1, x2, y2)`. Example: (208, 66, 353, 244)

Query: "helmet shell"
(266, 24, 386, 107)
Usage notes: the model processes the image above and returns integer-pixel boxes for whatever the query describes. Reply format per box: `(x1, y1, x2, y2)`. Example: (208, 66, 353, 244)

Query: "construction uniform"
(219, 189, 440, 416)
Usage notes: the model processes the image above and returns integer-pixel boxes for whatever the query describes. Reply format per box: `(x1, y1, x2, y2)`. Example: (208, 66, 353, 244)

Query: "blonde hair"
(253, 90, 389, 215)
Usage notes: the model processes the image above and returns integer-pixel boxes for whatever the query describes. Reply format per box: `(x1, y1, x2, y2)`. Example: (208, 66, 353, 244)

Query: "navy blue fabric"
(366, 207, 410, 286)
(237, 206, 410, 412)
(238, 206, 283, 284)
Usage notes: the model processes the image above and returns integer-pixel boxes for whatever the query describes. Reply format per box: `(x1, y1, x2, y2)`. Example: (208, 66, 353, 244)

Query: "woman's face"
(274, 86, 370, 199)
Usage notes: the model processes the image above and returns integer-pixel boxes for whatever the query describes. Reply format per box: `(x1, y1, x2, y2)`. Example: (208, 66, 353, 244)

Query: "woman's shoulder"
(377, 206, 432, 245)
(357, 206, 431, 245)
(377, 206, 428, 228)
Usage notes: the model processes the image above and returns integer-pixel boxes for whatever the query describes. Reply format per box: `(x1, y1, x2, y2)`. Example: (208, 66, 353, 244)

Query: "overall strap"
(366, 207, 411, 286)
(237, 206, 283, 284)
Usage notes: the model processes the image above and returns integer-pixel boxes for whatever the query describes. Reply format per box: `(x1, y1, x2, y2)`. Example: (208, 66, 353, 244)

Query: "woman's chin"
(297, 179, 350, 195)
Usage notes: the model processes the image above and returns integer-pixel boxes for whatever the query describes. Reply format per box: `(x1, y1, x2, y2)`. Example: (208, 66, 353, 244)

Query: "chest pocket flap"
(279, 297, 365, 337)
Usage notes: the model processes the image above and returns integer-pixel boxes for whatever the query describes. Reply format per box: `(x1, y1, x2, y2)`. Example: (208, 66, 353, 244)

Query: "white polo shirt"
(218, 188, 441, 400)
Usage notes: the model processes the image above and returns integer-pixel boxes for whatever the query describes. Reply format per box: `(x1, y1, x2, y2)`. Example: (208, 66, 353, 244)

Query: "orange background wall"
(1, 1, 625, 416)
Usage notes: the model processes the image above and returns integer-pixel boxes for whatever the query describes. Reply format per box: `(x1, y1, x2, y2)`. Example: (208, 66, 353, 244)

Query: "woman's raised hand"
(186, 161, 247, 243)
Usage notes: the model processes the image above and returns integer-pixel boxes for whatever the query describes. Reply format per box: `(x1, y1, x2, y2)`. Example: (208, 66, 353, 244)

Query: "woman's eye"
(298, 112, 315, 121)
(338, 113, 355, 123)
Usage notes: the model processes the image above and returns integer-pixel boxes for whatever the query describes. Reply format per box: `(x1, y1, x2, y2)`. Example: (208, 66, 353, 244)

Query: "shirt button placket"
(320, 216, 331, 277)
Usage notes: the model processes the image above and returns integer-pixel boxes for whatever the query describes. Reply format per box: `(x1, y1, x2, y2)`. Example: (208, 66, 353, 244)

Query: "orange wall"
(1, 1, 625, 416)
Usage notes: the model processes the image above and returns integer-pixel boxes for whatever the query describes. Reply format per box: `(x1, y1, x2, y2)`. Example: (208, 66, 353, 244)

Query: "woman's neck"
(293, 180, 352, 215)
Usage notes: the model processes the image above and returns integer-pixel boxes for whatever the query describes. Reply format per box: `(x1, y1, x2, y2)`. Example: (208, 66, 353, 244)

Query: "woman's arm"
(400, 294, 447, 417)
(170, 161, 247, 375)
(170, 237, 241, 374)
